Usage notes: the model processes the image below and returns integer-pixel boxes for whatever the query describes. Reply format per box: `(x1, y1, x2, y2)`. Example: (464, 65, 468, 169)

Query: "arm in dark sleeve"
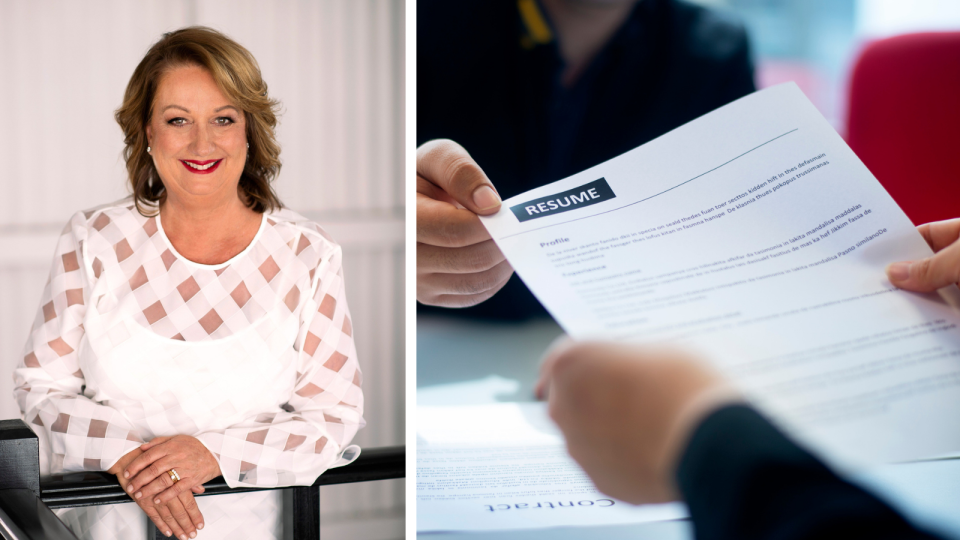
(677, 405, 946, 540)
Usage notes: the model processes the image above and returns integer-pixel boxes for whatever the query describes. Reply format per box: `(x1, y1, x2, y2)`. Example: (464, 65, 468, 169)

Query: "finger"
(421, 259, 514, 296)
(155, 478, 191, 505)
(191, 485, 205, 494)
(179, 491, 205, 532)
(417, 139, 502, 215)
(134, 463, 177, 501)
(916, 218, 960, 253)
(156, 503, 187, 539)
(140, 435, 173, 452)
(164, 497, 197, 539)
(127, 453, 175, 494)
(534, 336, 576, 400)
(417, 239, 506, 274)
(417, 191, 493, 248)
(887, 239, 960, 292)
(419, 263, 513, 308)
(124, 445, 170, 482)
(143, 505, 174, 538)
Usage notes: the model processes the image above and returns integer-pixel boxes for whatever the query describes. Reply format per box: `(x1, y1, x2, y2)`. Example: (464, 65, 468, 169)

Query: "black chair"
(0, 419, 404, 539)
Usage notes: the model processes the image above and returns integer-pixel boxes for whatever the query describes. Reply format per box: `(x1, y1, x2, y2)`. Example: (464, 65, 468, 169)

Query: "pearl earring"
(147, 146, 151, 153)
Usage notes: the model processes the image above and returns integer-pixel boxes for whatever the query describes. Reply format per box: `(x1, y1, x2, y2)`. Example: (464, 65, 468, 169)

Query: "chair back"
(846, 32, 960, 225)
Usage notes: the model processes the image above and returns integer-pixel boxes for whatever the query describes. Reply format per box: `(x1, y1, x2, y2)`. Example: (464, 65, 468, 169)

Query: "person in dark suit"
(417, 0, 756, 318)
(533, 218, 960, 540)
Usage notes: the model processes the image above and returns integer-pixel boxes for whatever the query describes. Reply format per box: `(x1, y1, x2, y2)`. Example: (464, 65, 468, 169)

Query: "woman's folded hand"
(109, 447, 206, 538)
(121, 435, 221, 538)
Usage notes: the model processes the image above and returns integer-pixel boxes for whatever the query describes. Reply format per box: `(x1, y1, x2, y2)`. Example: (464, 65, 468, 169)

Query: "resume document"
(418, 83, 960, 533)
(481, 83, 960, 468)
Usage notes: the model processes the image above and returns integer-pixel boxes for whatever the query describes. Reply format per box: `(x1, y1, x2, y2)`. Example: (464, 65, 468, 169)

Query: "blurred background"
(0, 1, 404, 539)
(689, 0, 960, 130)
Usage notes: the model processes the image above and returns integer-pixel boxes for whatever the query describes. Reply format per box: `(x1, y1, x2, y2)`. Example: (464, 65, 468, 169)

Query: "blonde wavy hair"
(115, 26, 283, 216)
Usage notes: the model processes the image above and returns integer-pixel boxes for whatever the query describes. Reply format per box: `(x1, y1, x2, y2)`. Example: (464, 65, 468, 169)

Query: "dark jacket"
(418, 0, 756, 319)
(679, 405, 947, 540)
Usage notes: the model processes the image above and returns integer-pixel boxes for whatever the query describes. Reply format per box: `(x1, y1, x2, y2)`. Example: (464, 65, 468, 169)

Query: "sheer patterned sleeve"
(196, 241, 364, 488)
(13, 212, 144, 474)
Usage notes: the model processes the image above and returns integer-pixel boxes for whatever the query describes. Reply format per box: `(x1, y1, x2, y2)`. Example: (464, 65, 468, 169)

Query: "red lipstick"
(180, 159, 222, 174)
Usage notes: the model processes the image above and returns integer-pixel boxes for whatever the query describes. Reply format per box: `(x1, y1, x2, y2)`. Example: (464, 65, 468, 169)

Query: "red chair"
(846, 32, 960, 226)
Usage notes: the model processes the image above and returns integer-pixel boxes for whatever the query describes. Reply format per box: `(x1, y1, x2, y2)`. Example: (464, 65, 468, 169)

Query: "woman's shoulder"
(61, 197, 143, 237)
(265, 207, 342, 256)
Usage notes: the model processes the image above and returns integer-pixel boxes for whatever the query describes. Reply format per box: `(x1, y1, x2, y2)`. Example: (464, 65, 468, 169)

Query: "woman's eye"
(167, 117, 187, 126)
(214, 117, 235, 126)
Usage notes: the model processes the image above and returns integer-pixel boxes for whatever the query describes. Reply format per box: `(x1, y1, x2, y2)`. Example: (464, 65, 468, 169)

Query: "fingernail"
(135, 492, 142, 499)
(887, 262, 911, 281)
(123, 471, 129, 479)
(181, 535, 187, 540)
(190, 533, 197, 538)
(197, 523, 204, 530)
(165, 532, 171, 538)
(126, 485, 133, 493)
(472, 185, 501, 211)
(155, 498, 161, 504)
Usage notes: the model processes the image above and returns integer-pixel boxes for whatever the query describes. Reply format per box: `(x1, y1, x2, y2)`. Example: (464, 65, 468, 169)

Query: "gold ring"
(167, 469, 181, 483)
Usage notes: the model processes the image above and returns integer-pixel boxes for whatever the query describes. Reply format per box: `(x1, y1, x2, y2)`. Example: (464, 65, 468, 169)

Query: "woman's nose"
(189, 123, 216, 156)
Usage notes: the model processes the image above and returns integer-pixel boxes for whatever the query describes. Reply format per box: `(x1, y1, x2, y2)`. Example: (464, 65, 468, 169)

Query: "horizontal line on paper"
(497, 128, 799, 241)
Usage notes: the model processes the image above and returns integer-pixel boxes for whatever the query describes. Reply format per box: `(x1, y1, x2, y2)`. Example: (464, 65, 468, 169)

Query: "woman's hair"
(115, 26, 283, 216)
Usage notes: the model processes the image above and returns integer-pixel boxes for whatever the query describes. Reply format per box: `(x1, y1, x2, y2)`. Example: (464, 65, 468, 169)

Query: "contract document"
(417, 402, 686, 532)
(480, 83, 960, 468)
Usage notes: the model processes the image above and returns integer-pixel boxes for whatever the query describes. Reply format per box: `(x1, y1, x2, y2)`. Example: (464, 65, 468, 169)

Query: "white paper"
(417, 402, 686, 532)
(480, 83, 960, 468)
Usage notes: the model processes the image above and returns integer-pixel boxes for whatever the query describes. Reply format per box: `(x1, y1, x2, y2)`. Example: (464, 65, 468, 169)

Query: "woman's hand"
(109, 448, 206, 538)
(535, 339, 740, 504)
(887, 218, 960, 291)
(417, 139, 514, 307)
(124, 435, 221, 507)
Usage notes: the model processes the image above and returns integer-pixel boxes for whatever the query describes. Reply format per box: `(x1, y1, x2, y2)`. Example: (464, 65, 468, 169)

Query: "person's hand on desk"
(535, 340, 740, 504)
(417, 139, 515, 307)
(887, 218, 960, 291)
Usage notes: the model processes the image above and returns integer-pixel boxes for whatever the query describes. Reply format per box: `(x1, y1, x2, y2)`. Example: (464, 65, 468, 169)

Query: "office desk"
(417, 315, 960, 539)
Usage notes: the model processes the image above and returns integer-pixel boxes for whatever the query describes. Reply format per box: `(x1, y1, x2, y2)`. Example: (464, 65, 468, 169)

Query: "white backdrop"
(0, 1, 404, 538)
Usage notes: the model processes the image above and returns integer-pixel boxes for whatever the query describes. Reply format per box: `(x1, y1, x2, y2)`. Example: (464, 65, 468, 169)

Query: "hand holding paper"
(887, 218, 960, 292)
(416, 139, 513, 307)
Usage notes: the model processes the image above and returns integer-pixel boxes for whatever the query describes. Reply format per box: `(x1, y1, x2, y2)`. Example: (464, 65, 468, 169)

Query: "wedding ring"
(168, 469, 181, 483)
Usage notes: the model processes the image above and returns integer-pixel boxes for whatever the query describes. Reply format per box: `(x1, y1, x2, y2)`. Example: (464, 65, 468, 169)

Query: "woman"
(13, 27, 363, 540)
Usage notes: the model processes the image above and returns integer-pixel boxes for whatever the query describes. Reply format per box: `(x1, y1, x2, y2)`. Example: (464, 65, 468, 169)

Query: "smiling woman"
(13, 27, 364, 540)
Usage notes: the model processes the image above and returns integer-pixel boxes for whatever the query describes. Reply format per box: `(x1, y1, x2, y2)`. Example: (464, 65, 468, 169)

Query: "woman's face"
(146, 64, 247, 206)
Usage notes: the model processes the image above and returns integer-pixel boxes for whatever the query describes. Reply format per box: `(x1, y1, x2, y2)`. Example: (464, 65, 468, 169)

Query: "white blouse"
(13, 198, 363, 538)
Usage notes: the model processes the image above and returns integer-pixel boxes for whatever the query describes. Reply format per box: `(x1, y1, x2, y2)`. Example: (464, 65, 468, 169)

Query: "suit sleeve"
(676, 405, 945, 540)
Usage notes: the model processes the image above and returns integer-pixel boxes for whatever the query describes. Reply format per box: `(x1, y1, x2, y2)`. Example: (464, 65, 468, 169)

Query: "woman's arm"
(14, 212, 144, 473)
(205, 242, 364, 487)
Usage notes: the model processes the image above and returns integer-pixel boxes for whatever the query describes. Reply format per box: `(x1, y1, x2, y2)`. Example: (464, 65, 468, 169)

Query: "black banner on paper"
(510, 178, 616, 222)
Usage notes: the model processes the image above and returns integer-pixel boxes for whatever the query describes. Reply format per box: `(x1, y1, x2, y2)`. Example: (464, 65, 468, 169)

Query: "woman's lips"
(180, 159, 222, 174)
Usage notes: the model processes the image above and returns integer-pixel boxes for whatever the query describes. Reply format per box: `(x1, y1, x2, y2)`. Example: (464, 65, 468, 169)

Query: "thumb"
(417, 139, 502, 215)
(887, 240, 960, 292)
(192, 485, 205, 494)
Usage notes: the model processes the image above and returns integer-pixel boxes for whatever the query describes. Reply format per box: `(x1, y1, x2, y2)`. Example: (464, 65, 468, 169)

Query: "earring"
(147, 146, 151, 153)
(246, 143, 249, 149)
